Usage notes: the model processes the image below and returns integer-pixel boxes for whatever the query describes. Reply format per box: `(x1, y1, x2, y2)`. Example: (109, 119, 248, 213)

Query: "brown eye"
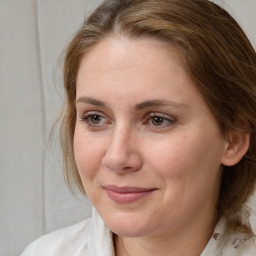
(79, 112, 108, 128)
(151, 116, 164, 126)
(146, 113, 176, 129)
(90, 115, 103, 124)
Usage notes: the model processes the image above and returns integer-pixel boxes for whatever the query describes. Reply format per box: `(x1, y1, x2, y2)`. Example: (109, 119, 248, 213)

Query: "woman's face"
(74, 37, 228, 237)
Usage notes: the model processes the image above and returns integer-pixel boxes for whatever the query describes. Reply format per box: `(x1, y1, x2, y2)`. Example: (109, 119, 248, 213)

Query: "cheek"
(73, 129, 104, 180)
(148, 132, 223, 216)
(147, 130, 223, 182)
(146, 135, 193, 174)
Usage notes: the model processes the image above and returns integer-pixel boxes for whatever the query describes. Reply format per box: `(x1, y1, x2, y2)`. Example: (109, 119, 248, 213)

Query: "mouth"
(104, 185, 157, 203)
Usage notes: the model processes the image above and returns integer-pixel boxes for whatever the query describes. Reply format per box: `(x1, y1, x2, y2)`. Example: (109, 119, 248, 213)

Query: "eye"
(151, 116, 166, 126)
(79, 111, 109, 128)
(146, 113, 175, 128)
(88, 114, 104, 124)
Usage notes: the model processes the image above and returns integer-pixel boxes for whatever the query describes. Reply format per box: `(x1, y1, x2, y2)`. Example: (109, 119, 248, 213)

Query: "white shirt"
(21, 208, 256, 256)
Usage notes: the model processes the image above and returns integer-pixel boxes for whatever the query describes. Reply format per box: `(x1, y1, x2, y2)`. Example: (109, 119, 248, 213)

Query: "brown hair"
(60, 0, 256, 231)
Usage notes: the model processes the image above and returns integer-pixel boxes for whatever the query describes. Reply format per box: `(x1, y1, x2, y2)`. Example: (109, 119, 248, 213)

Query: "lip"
(104, 185, 156, 203)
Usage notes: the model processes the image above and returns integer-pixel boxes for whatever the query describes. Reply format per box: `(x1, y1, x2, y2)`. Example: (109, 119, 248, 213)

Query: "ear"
(221, 131, 250, 166)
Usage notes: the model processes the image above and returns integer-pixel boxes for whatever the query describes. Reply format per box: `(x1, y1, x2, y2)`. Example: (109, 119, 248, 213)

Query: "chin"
(103, 212, 154, 237)
(109, 224, 149, 237)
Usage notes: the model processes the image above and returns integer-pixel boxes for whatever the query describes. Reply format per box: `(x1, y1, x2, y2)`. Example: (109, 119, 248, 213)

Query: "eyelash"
(79, 112, 109, 128)
(145, 113, 176, 129)
(78, 112, 176, 129)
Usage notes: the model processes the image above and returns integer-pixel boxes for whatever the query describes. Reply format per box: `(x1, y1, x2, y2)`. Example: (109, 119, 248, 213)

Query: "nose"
(102, 127, 143, 173)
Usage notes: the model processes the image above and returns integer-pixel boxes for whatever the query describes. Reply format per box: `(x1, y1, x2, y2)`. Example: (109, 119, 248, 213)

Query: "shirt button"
(213, 233, 221, 241)
(233, 237, 244, 249)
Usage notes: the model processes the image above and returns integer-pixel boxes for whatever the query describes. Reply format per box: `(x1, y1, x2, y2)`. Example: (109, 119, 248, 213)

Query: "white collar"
(89, 209, 228, 256)
(89, 193, 256, 256)
(89, 208, 115, 256)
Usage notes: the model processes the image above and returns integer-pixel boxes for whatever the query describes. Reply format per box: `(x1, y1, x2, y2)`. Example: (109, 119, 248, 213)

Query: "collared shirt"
(21, 208, 256, 256)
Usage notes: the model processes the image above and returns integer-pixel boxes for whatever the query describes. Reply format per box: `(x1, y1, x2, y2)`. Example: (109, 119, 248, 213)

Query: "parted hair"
(60, 0, 256, 232)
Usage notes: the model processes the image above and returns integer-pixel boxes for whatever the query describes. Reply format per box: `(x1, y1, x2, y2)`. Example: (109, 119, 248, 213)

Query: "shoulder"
(21, 218, 92, 256)
(21, 208, 115, 256)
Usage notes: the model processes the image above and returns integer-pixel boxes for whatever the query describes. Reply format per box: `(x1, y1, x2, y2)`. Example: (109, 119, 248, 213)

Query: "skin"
(74, 36, 236, 256)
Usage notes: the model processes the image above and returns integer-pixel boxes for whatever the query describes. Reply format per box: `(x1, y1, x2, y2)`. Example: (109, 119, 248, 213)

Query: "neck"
(114, 212, 217, 256)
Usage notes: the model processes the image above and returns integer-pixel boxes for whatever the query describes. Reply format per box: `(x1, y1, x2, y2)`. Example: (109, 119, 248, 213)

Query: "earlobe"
(221, 131, 250, 166)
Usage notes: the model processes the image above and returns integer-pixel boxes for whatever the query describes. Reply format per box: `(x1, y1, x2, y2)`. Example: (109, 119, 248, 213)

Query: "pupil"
(152, 117, 163, 125)
(92, 115, 101, 124)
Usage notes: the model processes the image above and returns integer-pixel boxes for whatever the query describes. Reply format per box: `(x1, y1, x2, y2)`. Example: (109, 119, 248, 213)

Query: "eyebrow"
(135, 99, 187, 110)
(75, 96, 106, 107)
(75, 96, 187, 110)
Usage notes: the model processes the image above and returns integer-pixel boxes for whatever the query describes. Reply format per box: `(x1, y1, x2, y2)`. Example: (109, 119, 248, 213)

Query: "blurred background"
(0, 0, 255, 255)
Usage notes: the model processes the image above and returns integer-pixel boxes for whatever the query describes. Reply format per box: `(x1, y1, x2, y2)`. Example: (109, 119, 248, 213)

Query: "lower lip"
(105, 189, 154, 203)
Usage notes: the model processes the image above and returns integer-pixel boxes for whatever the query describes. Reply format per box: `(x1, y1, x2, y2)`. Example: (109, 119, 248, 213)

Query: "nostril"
(103, 155, 142, 173)
(101, 136, 143, 173)
(104, 162, 133, 172)
(123, 166, 133, 171)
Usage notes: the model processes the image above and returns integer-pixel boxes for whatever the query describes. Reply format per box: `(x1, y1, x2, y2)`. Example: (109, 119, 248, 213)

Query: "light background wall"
(0, 1, 255, 255)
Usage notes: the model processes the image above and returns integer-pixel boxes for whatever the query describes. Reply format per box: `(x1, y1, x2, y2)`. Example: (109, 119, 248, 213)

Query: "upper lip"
(104, 185, 156, 193)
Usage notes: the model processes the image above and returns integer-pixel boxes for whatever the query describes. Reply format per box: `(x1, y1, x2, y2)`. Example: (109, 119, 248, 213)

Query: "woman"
(22, 0, 256, 255)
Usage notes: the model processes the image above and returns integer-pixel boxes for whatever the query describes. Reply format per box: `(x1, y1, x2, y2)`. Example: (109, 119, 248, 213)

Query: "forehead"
(76, 36, 204, 109)
(78, 37, 183, 83)
(81, 35, 180, 64)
